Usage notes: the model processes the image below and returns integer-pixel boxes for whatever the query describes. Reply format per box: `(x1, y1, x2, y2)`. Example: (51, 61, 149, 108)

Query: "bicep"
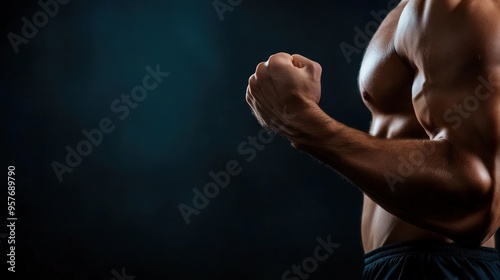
(439, 73, 500, 196)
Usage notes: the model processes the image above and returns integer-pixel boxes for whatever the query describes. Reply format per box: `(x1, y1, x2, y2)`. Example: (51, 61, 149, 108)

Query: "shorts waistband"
(365, 240, 499, 266)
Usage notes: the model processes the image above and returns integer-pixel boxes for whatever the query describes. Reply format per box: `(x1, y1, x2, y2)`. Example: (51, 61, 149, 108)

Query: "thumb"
(291, 54, 322, 75)
(291, 54, 313, 69)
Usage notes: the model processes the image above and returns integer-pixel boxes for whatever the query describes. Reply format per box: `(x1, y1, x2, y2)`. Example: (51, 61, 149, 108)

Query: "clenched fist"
(246, 53, 322, 137)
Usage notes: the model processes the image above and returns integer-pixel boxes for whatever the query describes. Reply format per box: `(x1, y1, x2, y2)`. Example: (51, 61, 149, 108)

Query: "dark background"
(1, 0, 497, 279)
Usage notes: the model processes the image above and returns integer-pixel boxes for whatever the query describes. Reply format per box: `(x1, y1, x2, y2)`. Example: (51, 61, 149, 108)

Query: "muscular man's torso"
(358, 0, 500, 252)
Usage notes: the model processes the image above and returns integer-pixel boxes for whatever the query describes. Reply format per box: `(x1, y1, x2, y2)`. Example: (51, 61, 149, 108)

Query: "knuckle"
(268, 52, 290, 65)
(246, 93, 253, 104)
(248, 74, 255, 84)
(248, 74, 257, 88)
(276, 52, 291, 58)
(267, 55, 278, 66)
(313, 62, 322, 74)
(268, 53, 279, 60)
(256, 61, 266, 69)
(307, 60, 322, 76)
(246, 87, 255, 105)
(267, 59, 282, 71)
(291, 53, 303, 60)
(255, 62, 267, 77)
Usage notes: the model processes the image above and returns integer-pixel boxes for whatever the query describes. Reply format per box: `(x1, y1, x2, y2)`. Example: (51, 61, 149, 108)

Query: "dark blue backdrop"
(2, 0, 496, 279)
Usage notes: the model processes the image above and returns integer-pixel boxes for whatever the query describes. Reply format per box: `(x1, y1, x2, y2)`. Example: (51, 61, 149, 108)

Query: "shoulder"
(359, 1, 409, 71)
(369, 1, 409, 51)
(395, 0, 500, 63)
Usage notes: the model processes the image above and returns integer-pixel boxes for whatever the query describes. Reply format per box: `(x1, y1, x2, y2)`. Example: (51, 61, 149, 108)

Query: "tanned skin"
(246, 0, 500, 253)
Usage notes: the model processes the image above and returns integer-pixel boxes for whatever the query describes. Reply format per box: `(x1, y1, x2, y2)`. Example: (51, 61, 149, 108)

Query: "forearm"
(244, 51, 497, 244)
(288, 106, 492, 240)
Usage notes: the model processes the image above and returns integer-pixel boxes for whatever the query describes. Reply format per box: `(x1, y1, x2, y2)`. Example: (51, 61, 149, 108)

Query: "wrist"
(286, 102, 338, 149)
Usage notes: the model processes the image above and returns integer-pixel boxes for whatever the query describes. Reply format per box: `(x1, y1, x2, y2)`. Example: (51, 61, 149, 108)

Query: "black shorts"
(363, 240, 500, 279)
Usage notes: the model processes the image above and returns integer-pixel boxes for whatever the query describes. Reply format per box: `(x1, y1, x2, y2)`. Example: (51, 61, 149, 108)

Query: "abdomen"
(362, 196, 454, 252)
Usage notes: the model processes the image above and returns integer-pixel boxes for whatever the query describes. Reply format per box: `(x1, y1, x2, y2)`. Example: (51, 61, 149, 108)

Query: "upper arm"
(394, 0, 500, 241)
(394, 0, 500, 161)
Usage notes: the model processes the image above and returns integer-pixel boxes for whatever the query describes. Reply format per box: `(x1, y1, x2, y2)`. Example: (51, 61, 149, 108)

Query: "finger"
(255, 62, 268, 80)
(246, 87, 254, 102)
(251, 100, 269, 127)
(246, 85, 255, 106)
(266, 52, 293, 72)
(291, 54, 322, 75)
(290, 54, 311, 68)
(248, 74, 257, 89)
